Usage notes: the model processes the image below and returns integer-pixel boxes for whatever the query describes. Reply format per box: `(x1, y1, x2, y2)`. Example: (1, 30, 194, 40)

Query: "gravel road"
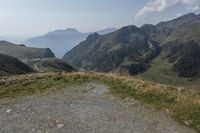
(0, 83, 196, 133)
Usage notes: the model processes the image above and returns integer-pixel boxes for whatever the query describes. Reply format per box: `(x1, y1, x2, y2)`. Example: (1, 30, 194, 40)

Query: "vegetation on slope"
(173, 41, 200, 77)
(63, 13, 200, 79)
(141, 13, 200, 79)
(0, 41, 55, 61)
(139, 55, 200, 89)
(63, 26, 160, 75)
(0, 72, 199, 132)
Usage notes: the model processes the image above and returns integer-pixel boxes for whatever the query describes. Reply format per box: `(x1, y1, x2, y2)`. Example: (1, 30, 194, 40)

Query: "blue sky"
(0, 0, 200, 38)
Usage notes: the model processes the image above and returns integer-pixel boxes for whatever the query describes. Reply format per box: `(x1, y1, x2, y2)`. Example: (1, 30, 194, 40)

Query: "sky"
(0, 0, 200, 39)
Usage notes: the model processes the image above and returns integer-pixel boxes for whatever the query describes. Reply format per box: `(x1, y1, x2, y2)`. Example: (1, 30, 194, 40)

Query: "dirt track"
(0, 83, 196, 133)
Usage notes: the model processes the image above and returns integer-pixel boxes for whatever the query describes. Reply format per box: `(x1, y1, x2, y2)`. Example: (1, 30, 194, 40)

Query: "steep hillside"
(165, 41, 200, 78)
(25, 28, 116, 57)
(0, 41, 55, 61)
(0, 53, 34, 76)
(141, 13, 200, 79)
(63, 13, 200, 79)
(63, 26, 160, 75)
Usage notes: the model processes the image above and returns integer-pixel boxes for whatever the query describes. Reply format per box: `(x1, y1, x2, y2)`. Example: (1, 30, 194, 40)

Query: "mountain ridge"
(63, 13, 200, 78)
(63, 25, 160, 75)
(0, 41, 55, 61)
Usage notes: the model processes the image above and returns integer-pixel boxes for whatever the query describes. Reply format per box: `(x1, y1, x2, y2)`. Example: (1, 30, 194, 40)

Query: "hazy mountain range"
(0, 13, 199, 79)
(25, 28, 116, 58)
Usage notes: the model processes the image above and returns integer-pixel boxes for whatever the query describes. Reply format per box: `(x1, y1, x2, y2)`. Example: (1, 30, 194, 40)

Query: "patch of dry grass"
(0, 72, 199, 132)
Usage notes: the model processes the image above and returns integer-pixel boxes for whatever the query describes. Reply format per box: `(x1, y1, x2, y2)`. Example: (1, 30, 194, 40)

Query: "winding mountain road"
(33, 62, 42, 72)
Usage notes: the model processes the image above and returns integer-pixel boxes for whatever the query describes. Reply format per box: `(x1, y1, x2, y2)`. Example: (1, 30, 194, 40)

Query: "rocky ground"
(0, 83, 196, 133)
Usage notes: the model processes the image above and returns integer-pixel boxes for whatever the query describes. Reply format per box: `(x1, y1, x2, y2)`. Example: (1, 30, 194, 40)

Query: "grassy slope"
(0, 72, 199, 132)
(0, 41, 55, 60)
(139, 55, 200, 89)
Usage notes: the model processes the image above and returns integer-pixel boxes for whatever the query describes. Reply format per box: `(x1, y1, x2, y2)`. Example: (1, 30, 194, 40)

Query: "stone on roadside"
(57, 124, 64, 128)
(6, 109, 12, 113)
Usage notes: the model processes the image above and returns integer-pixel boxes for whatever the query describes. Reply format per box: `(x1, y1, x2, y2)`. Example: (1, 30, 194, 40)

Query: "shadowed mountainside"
(0, 53, 34, 76)
(63, 26, 160, 75)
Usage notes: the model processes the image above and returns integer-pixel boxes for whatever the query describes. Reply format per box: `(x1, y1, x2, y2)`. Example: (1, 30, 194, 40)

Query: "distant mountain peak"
(25, 27, 116, 57)
(182, 12, 196, 17)
(87, 32, 99, 38)
(46, 28, 81, 36)
(120, 25, 140, 31)
(116, 25, 146, 36)
(65, 28, 79, 32)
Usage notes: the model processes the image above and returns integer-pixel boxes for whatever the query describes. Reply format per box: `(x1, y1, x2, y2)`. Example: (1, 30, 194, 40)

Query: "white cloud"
(166, 12, 182, 21)
(176, 12, 182, 17)
(135, 0, 200, 20)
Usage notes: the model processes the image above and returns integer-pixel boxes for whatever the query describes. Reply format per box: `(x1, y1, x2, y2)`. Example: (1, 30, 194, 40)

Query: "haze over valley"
(25, 28, 116, 57)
